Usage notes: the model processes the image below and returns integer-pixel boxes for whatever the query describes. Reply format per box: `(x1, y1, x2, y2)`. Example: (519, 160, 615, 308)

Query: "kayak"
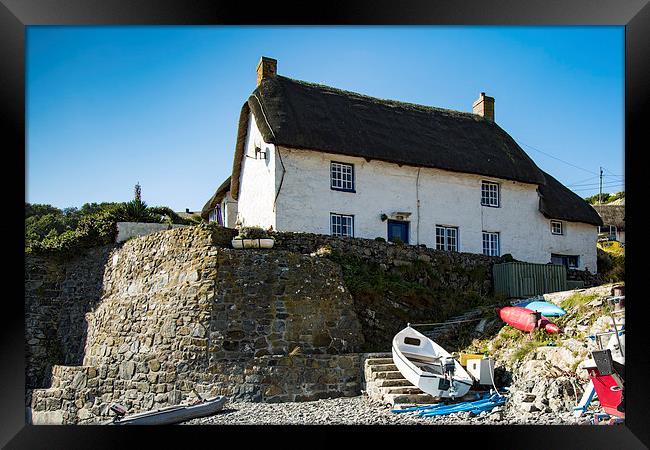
(496, 306, 560, 334)
(518, 300, 566, 317)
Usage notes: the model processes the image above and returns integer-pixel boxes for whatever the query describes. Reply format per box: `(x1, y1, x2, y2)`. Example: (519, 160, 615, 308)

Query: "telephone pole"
(599, 167, 603, 204)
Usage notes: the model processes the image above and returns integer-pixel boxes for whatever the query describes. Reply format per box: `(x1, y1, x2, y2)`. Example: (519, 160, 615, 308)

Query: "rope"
(410, 317, 484, 327)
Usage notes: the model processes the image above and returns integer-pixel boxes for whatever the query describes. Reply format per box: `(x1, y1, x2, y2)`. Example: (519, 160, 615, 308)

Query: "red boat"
(579, 311, 625, 418)
(496, 306, 560, 334)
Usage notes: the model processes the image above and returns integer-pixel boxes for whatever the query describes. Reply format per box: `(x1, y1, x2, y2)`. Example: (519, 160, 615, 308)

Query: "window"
(482, 232, 500, 256)
(435, 226, 458, 252)
(330, 162, 355, 192)
(330, 213, 354, 237)
(551, 220, 563, 235)
(481, 181, 500, 207)
(551, 254, 579, 269)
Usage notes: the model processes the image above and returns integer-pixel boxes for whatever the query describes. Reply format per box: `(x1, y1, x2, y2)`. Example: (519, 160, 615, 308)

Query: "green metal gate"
(493, 262, 567, 298)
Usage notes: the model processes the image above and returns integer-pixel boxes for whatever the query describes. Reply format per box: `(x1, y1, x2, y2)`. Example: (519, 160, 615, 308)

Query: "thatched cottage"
(592, 202, 625, 244)
(202, 57, 602, 271)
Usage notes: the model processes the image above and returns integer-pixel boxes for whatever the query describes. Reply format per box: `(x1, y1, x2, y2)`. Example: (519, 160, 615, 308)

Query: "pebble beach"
(183, 395, 584, 426)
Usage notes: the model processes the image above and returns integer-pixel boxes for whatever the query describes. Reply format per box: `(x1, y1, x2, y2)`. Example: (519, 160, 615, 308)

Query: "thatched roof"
(230, 75, 546, 200)
(538, 172, 603, 226)
(591, 204, 625, 230)
(200, 176, 231, 220)
(212, 73, 600, 227)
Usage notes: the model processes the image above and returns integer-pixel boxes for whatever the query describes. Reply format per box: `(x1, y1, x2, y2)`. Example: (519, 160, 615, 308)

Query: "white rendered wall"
(272, 147, 598, 271)
(235, 112, 277, 230)
(221, 192, 239, 228)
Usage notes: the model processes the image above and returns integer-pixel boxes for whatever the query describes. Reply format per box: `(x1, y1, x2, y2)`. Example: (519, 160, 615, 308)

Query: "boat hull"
(110, 396, 227, 425)
(392, 326, 474, 399)
(497, 306, 560, 334)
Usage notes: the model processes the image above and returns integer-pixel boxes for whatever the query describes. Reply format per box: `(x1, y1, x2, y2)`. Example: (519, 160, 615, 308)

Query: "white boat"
(392, 326, 474, 399)
(108, 396, 227, 425)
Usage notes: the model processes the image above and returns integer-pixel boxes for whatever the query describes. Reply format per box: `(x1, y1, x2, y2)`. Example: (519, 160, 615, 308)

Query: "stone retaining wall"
(25, 245, 115, 389)
(29, 353, 362, 424)
(27, 225, 365, 424)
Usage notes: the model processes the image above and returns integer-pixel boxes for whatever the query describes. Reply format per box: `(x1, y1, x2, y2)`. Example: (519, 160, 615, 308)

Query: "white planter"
(231, 238, 275, 249)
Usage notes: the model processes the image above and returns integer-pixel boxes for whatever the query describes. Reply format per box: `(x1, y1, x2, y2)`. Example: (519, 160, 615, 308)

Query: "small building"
(201, 176, 238, 228)
(203, 57, 603, 271)
(592, 203, 625, 244)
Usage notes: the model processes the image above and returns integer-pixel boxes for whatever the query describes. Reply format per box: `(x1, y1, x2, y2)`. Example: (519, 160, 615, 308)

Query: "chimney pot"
(256, 57, 277, 86)
(473, 92, 495, 122)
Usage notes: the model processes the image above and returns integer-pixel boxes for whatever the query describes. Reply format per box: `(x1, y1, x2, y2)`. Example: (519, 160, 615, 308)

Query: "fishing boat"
(392, 326, 474, 399)
(108, 395, 227, 425)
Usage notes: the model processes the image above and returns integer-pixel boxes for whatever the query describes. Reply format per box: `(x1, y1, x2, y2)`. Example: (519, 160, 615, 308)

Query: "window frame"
(481, 180, 500, 208)
(550, 220, 563, 235)
(330, 161, 356, 193)
(330, 213, 355, 238)
(482, 231, 500, 256)
(551, 253, 580, 269)
(435, 225, 459, 252)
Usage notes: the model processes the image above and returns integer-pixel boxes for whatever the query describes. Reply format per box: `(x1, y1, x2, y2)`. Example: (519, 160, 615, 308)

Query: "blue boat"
(514, 300, 566, 317)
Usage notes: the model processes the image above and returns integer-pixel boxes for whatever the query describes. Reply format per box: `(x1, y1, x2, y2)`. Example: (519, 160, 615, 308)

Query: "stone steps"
(382, 392, 439, 407)
(368, 363, 398, 373)
(370, 370, 404, 380)
(365, 357, 394, 366)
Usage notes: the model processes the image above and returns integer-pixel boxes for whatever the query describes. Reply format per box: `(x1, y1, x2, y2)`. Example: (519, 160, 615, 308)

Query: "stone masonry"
(27, 225, 364, 424)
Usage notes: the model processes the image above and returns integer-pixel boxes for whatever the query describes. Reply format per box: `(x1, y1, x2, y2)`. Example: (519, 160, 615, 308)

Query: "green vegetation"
(235, 226, 272, 239)
(325, 250, 493, 328)
(584, 191, 624, 205)
(26, 183, 202, 256)
(597, 247, 624, 282)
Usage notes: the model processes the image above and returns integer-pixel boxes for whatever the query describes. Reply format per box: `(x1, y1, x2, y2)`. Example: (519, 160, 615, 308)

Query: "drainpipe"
(416, 168, 421, 245)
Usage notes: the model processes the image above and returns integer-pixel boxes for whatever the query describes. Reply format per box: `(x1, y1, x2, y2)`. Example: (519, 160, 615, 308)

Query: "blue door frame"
(387, 220, 409, 244)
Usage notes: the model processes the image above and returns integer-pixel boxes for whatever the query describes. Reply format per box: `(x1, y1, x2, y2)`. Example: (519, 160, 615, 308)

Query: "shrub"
(236, 226, 271, 239)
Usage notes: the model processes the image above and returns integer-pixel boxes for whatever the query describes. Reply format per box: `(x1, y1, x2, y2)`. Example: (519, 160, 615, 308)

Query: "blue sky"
(26, 26, 624, 211)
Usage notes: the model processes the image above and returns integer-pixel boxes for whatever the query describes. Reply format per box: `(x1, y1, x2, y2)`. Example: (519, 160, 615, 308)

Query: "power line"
(569, 180, 626, 188)
(515, 139, 599, 176)
(566, 175, 600, 187)
(571, 184, 624, 192)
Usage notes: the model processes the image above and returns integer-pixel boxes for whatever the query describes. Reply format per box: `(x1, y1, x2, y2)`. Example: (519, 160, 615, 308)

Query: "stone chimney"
(472, 92, 495, 122)
(256, 56, 277, 86)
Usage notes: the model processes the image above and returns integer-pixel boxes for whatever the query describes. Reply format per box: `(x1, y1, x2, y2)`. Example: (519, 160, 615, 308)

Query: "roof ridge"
(276, 75, 484, 121)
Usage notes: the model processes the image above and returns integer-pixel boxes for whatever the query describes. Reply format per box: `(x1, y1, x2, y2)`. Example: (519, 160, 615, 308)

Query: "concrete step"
(368, 363, 398, 373)
(365, 357, 394, 366)
(370, 370, 405, 380)
(380, 386, 427, 395)
(363, 352, 392, 359)
(375, 378, 414, 388)
(383, 392, 439, 406)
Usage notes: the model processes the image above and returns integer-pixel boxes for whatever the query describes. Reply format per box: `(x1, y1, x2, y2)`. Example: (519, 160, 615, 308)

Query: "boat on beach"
(107, 395, 227, 425)
(392, 326, 474, 399)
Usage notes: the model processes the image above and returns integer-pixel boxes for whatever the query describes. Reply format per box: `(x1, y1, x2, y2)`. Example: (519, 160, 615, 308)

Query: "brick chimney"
(256, 56, 277, 86)
(472, 92, 495, 122)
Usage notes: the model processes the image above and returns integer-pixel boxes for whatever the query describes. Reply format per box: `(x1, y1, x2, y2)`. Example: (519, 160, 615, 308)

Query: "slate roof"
(212, 73, 600, 227)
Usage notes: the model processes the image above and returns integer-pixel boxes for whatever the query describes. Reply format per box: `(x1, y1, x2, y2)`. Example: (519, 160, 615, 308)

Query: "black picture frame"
(3, 0, 647, 447)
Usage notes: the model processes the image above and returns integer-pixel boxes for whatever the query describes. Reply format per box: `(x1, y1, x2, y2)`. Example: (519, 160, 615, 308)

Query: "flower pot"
(231, 238, 275, 249)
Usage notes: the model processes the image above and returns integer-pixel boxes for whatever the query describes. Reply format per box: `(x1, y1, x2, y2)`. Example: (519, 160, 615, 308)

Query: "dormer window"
(551, 220, 563, 235)
(481, 181, 499, 207)
(330, 162, 355, 192)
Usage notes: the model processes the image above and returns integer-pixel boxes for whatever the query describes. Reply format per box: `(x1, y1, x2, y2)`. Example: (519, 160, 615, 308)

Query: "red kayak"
(496, 306, 561, 334)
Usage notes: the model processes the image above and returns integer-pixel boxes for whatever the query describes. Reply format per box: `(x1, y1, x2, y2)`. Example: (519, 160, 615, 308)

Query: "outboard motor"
(443, 357, 458, 397)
